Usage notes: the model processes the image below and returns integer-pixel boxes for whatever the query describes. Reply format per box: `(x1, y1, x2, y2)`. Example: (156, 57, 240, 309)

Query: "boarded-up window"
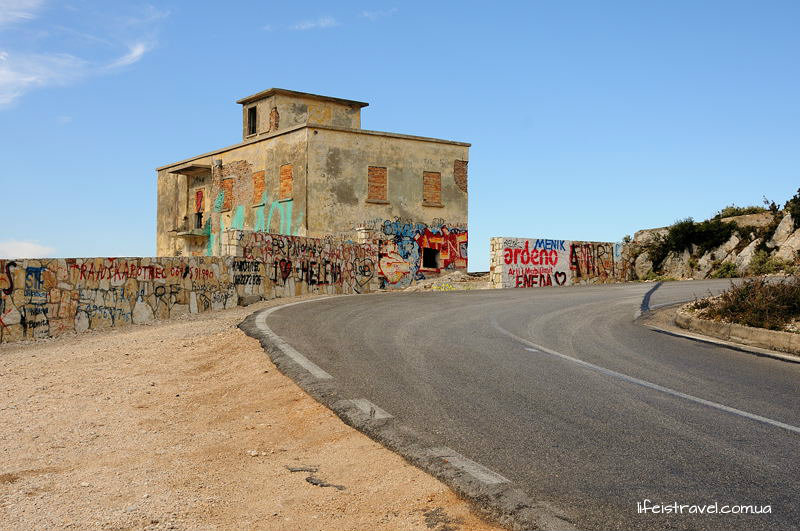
(279, 164, 293, 200)
(454, 160, 468, 193)
(367, 166, 388, 202)
(221, 178, 234, 211)
(269, 107, 280, 132)
(252, 171, 266, 204)
(194, 189, 204, 212)
(422, 171, 442, 206)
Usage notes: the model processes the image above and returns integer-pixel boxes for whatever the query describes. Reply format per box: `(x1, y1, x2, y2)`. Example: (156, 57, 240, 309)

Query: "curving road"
(262, 280, 800, 530)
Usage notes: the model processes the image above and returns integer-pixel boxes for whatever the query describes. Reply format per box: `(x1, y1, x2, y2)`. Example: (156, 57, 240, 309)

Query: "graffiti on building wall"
(197, 160, 304, 257)
(376, 218, 467, 289)
(491, 237, 627, 289)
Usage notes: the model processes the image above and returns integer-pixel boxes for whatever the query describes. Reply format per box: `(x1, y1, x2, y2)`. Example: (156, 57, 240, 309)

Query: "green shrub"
(714, 204, 767, 219)
(748, 250, 792, 275)
(784, 188, 800, 230)
(702, 276, 800, 330)
(645, 217, 738, 270)
(710, 262, 738, 278)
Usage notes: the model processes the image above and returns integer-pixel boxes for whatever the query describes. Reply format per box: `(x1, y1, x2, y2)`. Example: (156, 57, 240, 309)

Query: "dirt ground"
(0, 296, 504, 531)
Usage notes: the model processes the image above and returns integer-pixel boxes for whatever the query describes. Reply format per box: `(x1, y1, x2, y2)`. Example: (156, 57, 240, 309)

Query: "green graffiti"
(254, 191, 297, 235)
(254, 192, 268, 232)
(231, 205, 245, 230)
(213, 191, 225, 212)
(205, 218, 214, 256)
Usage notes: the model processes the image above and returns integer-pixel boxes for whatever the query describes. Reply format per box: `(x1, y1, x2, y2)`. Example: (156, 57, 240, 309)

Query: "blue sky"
(1, 1, 798, 271)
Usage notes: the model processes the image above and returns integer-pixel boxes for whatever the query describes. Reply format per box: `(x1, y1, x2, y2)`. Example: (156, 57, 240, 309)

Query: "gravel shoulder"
(0, 296, 503, 531)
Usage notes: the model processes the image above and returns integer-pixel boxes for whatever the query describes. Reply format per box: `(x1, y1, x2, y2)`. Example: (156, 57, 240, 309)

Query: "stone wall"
(0, 232, 383, 344)
(490, 237, 629, 289)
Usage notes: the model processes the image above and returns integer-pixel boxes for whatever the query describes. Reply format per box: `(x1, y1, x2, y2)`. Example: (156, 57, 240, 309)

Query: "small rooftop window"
(247, 107, 257, 136)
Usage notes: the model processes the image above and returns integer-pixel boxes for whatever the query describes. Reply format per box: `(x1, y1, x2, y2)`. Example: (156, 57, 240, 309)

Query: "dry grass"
(692, 276, 800, 331)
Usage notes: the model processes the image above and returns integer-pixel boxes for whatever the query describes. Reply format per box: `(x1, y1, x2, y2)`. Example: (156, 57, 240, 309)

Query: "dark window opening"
(422, 248, 439, 269)
(247, 107, 257, 135)
(194, 212, 204, 229)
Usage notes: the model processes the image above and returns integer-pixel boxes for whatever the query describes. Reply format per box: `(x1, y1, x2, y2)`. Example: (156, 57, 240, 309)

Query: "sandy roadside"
(0, 296, 504, 531)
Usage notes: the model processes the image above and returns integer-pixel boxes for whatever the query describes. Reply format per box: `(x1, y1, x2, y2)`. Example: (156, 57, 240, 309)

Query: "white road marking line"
(428, 446, 510, 485)
(490, 318, 800, 435)
(255, 299, 333, 380)
(345, 399, 393, 420)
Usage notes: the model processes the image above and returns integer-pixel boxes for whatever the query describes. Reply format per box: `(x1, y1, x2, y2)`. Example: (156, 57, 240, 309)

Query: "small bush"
(784, 188, 800, 230)
(714, 204, 767, 219)
(701, 276, 800, 330)
(748, 250, 792, 275)
(710, 262, 738, 278)
(645, 217, 738, 270)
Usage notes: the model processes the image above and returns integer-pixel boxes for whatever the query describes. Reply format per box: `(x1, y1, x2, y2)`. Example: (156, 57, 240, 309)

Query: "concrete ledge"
(675, 307, 800, 357)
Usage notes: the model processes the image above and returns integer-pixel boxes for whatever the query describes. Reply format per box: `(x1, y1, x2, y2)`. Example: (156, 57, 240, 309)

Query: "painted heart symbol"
(354, 258, 374, 287)
(278, 259, 292, 282)
(554, 272, 567, 286)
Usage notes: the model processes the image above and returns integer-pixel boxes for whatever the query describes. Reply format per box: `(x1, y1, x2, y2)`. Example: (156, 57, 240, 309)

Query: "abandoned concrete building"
(156, 88, 469, 286)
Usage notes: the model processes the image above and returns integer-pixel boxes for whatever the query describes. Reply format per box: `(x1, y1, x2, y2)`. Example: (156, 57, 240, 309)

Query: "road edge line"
(238, 299, 578, 531)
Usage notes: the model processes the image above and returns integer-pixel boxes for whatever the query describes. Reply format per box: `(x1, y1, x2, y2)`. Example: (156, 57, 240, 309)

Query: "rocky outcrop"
(630, 211, 800, 280)
(735, 238, 762, 274)
(767, 214, 794, 248)
(775, 228, 800, 262)
(718, 234, 741, 263)
(661, 249, 692, 279)
(694, 251, 715, 279)
(634, 252, 653, 279)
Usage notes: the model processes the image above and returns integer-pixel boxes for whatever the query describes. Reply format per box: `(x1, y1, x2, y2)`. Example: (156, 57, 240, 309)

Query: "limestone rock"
(734, 238, 762, 274)
(718, 234, 740, 257)
(775, 228, 800, 261)
(767, 214, 793, 249)
(661, 249, 692, 279)
(634, 252, 653, 280)
(694, 251, 715, 279)
(74, 310, 89, 333)
(132, 300, 154, 325)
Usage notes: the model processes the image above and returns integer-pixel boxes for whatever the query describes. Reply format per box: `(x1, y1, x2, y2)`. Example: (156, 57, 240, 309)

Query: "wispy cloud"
(0, 240, 55, 258)
(290, 16, 338, 30)
(360, 7, 397, 20)
(0, 0, 45, 27)
(0, 3, 167, 107)
(0, 50, 87, 105)
(106, 41, 151, 69)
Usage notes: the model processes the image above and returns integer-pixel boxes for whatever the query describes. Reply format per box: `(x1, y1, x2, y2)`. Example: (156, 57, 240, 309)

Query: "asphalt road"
(265, 280, 800, 530)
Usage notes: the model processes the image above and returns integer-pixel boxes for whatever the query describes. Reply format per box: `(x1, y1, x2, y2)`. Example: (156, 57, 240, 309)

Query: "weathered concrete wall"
(305, 127, 469, 288)
(241, 92, 363, 140)
(306, 127, 469, 239)
(489, 237, 628, 288)
(157, 128, 309, 256)
(0, 232, 381, 344)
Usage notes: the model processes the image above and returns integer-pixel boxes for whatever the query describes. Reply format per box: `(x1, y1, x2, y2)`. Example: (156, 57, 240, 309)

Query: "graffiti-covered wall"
(340, 218, 468, 289)
(0, 232, 384, 344)
(489, 237, 630, 289)
(224, 231, 380, 294)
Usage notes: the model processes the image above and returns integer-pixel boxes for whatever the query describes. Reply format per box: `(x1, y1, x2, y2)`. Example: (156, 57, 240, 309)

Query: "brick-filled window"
(279, 164, 293, 200)
(252, 171, 266, 205)
(422, 171, 442, 206)
(367, 166, 388, 203)
(454, 160, 468, 193)
(221, 179, 234, 211)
